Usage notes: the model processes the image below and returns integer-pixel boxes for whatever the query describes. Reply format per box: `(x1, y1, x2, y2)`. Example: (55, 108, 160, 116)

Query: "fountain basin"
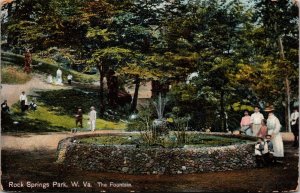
(57, 132, 257, 175)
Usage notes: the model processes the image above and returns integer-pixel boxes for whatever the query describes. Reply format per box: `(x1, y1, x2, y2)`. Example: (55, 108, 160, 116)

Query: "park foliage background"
(1, 0, 299, 132)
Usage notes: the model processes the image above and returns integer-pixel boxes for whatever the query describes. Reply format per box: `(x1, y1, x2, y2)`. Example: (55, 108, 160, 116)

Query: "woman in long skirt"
(265, 105, 284, 160)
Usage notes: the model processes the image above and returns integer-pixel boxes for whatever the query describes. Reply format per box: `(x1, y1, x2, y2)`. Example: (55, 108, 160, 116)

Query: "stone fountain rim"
(58, 131, 257, 150)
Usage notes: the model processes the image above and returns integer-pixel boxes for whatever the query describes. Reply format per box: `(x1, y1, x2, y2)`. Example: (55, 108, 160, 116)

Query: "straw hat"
(264, 105, 275, 112)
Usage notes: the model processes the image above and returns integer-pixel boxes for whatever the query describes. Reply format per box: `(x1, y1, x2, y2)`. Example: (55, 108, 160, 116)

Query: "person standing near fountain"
(240, 110, 252, 135)
(75, 107, 83, 128)
(250, 106, 264, 136)
(89, 106, 97, 132)
(265, 105, 284, 162)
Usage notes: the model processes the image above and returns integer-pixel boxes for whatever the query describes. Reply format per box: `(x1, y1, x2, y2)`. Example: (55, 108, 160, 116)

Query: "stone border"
(56, 132, 257, 175)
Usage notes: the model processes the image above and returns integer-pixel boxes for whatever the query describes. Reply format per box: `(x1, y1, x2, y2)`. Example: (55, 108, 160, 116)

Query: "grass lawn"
(1, 66, 32, 84)
(2, 104, 126, 133)
(78, 133, 249, 148)
(26, 105, 127, 130)
(1, 52, 98, 83)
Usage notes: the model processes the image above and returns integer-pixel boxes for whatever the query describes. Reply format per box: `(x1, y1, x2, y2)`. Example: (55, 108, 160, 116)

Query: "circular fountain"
(56, 132, 256, 175)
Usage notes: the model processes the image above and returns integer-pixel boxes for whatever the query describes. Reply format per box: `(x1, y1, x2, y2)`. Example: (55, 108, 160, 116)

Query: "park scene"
(0, 0, 299, 192)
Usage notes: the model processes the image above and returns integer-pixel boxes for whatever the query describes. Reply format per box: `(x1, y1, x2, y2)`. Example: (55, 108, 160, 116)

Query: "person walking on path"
(75, 107, 83, 128)
(24, 49, 32, 74)
(19, 91, 28, 112)
(47, 74, 53, 84)
(240, 110, 252, 135)
(251, 106, 264, 137)
(265, 105, 284, 161)
(67, 74, 73, 85)
(56, 68, 63, 85)
(1, 100, 10, 113)
(89, 106, 97, 132)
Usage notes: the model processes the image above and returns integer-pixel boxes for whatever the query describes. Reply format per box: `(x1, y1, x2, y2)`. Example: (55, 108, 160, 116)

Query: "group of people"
(240, 105, 287, 166)
(47, 68, 73, 85)
(254, 134, 274, 167)
(2, 91, 98, 132)
(1, 91, 37, 124)
(19, 91, 37, 112)
(240, 105, 300, 167)
(72, 106, 97, 133)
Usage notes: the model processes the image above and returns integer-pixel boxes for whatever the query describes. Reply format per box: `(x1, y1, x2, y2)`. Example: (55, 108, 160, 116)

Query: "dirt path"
(0, 74, 69, 106)
(1, 130, 130, 150)
(1, 131, 295, 152)
(1, 134, 298, 192)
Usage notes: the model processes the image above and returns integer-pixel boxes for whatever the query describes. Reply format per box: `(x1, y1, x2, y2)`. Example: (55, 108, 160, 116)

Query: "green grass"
(2, 104, 126, 133)
(1, 66, 32, 84)
(79, 135, 139, 145)
(36, 89, 100, 116)
(1, 51, 98, 83)
(26, 105, 126, 130)
(78, 134, 249, 148)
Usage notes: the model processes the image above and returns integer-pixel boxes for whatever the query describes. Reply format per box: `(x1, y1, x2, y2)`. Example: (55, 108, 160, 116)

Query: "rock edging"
(57, 133, 257, 175)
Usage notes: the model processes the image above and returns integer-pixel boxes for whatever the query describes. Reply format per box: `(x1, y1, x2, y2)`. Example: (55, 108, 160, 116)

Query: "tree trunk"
(131, 76, 140, 113)
(220, 89, 225, 132)
(278, 36, 291, 132)
(285, 77, 291, 132)
(97, 65, 105, 117)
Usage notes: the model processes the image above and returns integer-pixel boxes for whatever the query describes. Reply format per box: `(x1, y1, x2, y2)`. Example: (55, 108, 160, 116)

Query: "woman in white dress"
(56, 68, 63, 85)
(47, 74, 53, 84)
(265, 105, 284, 159)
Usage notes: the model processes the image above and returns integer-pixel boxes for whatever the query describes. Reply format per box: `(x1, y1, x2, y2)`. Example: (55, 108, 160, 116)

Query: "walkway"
(0, 74, 68, 106)
(1, 132, 298, 192)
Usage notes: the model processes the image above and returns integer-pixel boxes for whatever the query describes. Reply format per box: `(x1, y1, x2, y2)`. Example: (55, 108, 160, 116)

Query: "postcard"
(0, 0, 299, 192)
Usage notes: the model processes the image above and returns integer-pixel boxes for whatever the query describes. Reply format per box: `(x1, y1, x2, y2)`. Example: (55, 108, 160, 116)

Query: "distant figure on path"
(56, 68, 63, 85)
(250, 106, 264, 137)
(290, 107, 299, 147)
(1, 100, 10, 113)
(75, 107, 83, 128)
(19, 91, 28, 112)
(89, 106, 97, 132)
(257, 119, 268, 138)
(240, 110, 252, 135)
(24, 49, 32, 74)
(29, 100, 38, 111)
(47, 74, 53, 84)
(67, 74, 73, 85)
(265, 105, 284, 161)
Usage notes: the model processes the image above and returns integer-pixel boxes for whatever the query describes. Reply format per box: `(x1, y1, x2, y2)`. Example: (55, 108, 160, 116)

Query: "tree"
(251, 0, 298, 131)
(88, 47, 133, 116)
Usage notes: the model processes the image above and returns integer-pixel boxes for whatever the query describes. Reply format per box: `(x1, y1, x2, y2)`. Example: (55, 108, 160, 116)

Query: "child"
(67, 74, 73, 85)
(257, 119, 268, 138)
(29, 101, 38, 111)
(254, 137, 265, 167)
(263, 135, 274, 166)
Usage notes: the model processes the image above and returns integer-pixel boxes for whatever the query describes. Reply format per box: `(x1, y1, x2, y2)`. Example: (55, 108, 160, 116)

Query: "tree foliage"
(1, 0, 298, 129)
